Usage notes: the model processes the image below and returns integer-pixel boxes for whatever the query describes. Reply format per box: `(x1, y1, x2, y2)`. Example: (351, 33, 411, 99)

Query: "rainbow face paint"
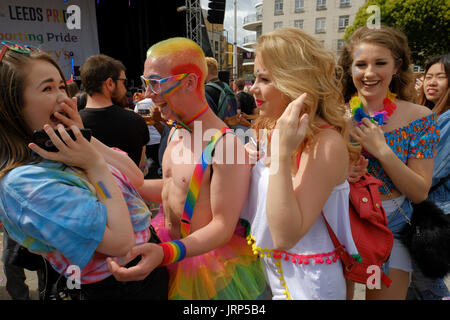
(145, 37, 209, 120)
(351, 48, 362, 76)
(147, 37, 207, 99)
(95, 181, 111, 199)
(141, 73, 189, 95)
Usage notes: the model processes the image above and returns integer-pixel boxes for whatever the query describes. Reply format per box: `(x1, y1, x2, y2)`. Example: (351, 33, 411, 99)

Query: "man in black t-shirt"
(79, 55, 149, 166)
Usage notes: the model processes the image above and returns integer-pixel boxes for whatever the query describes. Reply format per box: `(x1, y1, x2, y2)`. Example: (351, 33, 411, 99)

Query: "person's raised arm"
(106, 134, 252, 281)
(181, 135, 251, 256)
(265, 94, 349, 250)
(350, 110, 434, 203)
(268, 132, 348, 250)
(137, 179, 164, 203)
(54, 96, 144, 188)
(29, 125, 135, 257)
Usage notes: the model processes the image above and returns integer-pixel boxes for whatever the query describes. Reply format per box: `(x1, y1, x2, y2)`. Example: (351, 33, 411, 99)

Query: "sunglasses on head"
(0, 41, 42, 63)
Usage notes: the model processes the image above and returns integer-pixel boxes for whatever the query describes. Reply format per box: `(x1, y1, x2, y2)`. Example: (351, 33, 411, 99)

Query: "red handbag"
(323, 173, 393, 287)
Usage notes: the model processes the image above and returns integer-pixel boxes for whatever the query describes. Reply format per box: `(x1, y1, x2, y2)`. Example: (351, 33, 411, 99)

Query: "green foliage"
(345, 0, 450, 66)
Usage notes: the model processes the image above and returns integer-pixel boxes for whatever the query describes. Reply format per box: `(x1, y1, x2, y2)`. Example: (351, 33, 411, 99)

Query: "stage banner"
(0, 0, 100, 79)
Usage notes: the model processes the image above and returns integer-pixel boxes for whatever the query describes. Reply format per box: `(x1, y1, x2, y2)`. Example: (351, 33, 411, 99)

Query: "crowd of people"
(0, 23, 448, 301)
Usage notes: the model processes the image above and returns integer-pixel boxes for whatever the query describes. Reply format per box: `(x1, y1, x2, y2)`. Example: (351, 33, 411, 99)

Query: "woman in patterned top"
(0, 44, 168, 299)
(338, 26, 440, 300)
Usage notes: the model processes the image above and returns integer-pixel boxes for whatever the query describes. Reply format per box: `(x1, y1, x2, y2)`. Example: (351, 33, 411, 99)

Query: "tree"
(344, 0, 450, 66)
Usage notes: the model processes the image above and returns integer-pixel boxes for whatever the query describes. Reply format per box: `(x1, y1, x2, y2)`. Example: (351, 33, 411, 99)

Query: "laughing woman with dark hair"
(0, 42, 168, 300)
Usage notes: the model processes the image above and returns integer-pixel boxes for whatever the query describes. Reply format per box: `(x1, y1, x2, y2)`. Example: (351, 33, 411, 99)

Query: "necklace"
(350, 90, 397, 127)
(167, 104, 209, 133)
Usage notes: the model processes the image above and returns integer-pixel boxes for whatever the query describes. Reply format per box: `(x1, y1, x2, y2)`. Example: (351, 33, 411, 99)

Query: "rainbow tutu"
(151, 212, 271, 300)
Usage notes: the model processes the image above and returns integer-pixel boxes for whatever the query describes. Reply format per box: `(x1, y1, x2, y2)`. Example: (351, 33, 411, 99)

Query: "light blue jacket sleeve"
(0, 162, 107, 269)
(428, 110, 450, 213)
(432, 110, 450, 183)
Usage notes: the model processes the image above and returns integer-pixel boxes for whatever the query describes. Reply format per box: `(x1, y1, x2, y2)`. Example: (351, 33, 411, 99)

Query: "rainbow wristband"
(158, 240, 186, 266)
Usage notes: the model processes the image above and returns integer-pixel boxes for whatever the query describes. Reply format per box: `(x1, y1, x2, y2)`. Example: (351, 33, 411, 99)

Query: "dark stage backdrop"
(95, 0, 186, 90)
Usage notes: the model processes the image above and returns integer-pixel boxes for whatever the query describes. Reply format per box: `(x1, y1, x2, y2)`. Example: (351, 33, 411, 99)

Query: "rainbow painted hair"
(147, 37, 207, 94)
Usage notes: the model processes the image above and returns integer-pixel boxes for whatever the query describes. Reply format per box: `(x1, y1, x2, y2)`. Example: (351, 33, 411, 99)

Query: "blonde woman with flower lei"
(338, 26, 440, 300)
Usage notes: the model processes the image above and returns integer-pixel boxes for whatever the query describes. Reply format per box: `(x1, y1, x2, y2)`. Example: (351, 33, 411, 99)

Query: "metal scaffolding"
(184, 0, 202, 47)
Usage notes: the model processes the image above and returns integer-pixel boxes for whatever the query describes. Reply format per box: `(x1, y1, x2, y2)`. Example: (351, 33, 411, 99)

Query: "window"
(317, 0, 326, 10)
(340, 0, 351, 7)
(315, 18, 326, 33)
(275, 0, 283, 15)
(338, 15, 349, 31)
(274, 21, 283, 29)
(294, 19, 304, 29)
(256, 5, 263, 20)
(295, 0, 304, 12)
(337, 39, 345, 51)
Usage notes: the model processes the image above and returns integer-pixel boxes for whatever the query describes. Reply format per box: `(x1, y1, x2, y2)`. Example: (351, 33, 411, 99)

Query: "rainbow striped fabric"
(180, 127, 231, 238)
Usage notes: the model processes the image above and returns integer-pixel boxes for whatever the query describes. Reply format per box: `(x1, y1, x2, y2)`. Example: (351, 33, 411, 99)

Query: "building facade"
(261, 0, 366, 56)
(203, 9, 229, 72)
(243, 0, 366, 68)
(242, 2, 263, 81)
(242, 1, 423, 79)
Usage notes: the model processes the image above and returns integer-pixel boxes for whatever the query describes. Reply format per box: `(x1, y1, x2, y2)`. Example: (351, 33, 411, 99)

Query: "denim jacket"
(427, 109, 450, 213)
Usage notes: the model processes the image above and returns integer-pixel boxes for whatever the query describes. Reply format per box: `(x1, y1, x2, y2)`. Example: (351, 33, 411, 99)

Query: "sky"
(200, 0, 259, 47)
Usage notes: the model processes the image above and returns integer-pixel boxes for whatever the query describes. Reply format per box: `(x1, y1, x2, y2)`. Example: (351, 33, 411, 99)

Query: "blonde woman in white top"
(241, 28, 359, 300)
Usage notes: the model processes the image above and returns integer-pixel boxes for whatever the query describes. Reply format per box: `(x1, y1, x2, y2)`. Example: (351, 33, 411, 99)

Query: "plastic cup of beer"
(136, 100, 153, 125)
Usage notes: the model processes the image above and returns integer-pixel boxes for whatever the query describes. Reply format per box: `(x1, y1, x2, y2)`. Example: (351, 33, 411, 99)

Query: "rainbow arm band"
(95, 181, 112, 199)
(158, 240, 187, 266)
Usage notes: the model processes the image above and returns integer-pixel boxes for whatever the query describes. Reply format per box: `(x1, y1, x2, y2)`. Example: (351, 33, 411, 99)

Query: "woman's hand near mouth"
(53, 96, 84, 129)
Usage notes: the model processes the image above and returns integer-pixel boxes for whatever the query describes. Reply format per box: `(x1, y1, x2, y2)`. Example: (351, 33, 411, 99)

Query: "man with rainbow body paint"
(106, 37, 269, 300)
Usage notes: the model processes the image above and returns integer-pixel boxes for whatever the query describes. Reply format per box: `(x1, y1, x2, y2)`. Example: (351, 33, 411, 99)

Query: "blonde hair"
(253, 27, 359, 160)
(205, 57, 218, 76)
(147, 37, 208, 98)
